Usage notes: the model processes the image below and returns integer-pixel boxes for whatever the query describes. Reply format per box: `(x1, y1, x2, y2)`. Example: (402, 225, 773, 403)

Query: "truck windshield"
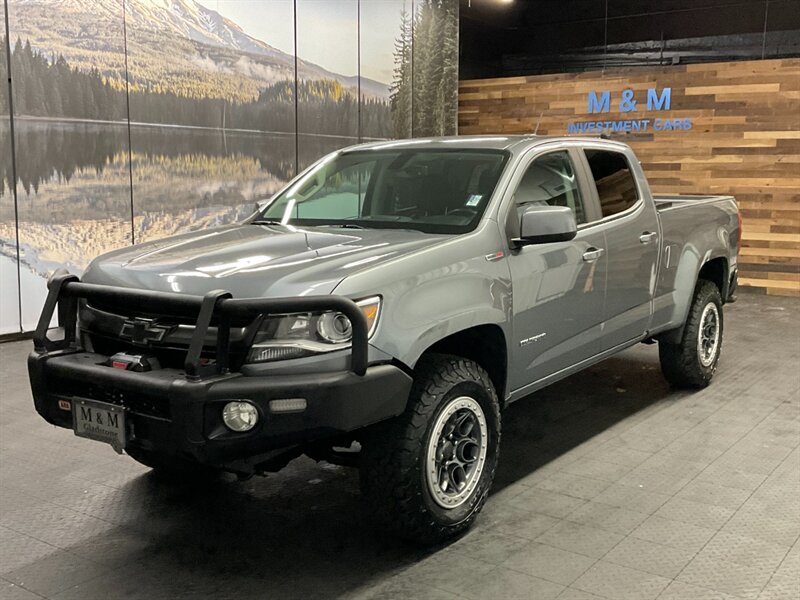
(256, 149, 509, 234)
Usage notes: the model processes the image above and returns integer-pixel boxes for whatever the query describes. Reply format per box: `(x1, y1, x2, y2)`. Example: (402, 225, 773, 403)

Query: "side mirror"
(513, 205, 577, 246)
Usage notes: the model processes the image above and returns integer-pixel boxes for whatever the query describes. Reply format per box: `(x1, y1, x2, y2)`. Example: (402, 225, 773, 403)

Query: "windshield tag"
(465, 194, 483, 207)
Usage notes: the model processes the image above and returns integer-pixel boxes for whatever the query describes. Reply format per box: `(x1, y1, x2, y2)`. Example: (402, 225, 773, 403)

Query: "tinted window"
(260, 149, 508, 234)
(584, 150, 639, 217)
(513, 151, 587, 224)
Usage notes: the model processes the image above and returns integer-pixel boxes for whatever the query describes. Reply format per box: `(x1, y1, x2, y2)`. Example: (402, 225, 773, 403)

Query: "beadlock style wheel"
(360, 354, 501, 544)
(697, 302, 720, 367)
(425, 396, 488, 509)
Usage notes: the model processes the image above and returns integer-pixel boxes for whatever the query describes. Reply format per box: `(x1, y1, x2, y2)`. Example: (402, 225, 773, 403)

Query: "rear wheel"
(360, 354, 501, 545)
(659, 280, 724, 388)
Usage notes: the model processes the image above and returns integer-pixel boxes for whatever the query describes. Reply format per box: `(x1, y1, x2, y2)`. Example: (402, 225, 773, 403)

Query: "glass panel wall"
(360, 0, 407, 139)
(6, 0, 133, 330)
(296, 0, 360, 170)
(126, 0, 297, 244)
(0, 0, 459, 333)
(0, 0, 20, 334)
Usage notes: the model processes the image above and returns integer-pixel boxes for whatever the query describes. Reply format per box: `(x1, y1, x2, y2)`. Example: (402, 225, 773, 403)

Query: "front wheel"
(659, 279, 724, 388)
(360, 354, 501, 545)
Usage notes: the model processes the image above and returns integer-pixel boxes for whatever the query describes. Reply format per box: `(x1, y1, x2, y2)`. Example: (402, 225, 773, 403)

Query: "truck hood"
(83, 224, 449, 298)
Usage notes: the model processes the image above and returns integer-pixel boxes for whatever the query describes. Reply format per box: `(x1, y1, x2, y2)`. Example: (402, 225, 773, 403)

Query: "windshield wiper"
(318, 223, 367, 230)
(251, 220, 368, 230)
(250, 219, 285, 226)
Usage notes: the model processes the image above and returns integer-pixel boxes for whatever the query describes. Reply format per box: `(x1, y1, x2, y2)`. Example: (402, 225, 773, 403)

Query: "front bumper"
(28, 274, 412, 474)
(29, 349, 411, 473)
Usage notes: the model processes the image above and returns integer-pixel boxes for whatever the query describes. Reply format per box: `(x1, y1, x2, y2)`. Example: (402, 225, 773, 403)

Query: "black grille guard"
(33, 273, 369, 380)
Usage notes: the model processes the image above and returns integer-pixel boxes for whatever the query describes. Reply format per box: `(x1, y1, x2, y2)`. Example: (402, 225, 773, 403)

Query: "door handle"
(582, 248, 605, 262)
(639, 231, 658, 244)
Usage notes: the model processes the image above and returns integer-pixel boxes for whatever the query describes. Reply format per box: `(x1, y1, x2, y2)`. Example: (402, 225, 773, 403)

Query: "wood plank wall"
(459, 59, 800, 296)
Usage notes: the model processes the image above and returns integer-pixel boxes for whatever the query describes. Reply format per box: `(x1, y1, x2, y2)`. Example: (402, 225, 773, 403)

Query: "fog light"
(222, 401, 259, 432)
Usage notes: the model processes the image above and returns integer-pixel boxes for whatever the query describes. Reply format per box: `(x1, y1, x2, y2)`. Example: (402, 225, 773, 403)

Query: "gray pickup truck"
(29, 136, 740, 543)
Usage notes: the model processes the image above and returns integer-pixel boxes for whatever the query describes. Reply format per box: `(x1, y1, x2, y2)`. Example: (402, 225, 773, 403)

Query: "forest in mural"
(0, 0, 459, 334)
(1, 38, 391, 136)
(391, 0, 459, 137)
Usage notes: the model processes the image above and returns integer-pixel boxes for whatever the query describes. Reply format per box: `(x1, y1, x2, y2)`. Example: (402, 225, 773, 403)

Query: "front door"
(505, 149, 607, 392)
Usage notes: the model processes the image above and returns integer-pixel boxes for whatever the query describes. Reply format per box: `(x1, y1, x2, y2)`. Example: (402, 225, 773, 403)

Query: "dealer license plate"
(73, 399, 126, 453)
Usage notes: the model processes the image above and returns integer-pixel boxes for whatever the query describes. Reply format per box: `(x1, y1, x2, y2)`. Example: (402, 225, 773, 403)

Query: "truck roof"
(345, 135, 628, 153)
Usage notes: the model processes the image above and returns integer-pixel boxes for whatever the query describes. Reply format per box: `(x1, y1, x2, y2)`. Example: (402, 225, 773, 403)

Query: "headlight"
(246, 296, 381, 364)
(317, 311, 353, 343)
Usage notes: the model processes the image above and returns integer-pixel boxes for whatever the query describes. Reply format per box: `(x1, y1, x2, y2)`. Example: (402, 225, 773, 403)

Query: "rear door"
(579, 147, 660, 350)
(504, 147, 607, 391)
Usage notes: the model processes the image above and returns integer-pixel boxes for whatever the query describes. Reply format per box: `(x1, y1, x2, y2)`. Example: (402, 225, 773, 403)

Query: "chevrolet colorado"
(29, 136, 740, 543)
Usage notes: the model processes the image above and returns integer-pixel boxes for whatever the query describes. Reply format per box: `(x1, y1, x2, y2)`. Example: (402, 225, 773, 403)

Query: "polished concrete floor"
(0, 293, 798, 600)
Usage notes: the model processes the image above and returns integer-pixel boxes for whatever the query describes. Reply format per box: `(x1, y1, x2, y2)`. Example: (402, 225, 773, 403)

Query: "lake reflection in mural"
(0, 119, 308, 328)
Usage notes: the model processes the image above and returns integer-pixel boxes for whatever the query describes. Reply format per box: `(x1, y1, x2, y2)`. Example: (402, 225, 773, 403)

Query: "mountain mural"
(0, 0, 460, 335)
(6, 0, 390, 102)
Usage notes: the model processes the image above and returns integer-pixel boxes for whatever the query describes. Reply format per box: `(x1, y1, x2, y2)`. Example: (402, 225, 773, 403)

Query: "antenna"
(533, 111, 544, 135)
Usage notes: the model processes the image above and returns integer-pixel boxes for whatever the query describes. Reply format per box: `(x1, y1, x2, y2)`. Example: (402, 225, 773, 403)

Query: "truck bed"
(653, 194, 736, 212)
(651, 192, 739, 333)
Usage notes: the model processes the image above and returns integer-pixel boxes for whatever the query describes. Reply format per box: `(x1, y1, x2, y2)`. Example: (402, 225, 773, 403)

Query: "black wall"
(460, 0, 800, 79)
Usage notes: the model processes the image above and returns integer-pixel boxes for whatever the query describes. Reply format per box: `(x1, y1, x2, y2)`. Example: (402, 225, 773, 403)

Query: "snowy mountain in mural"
(7, 0, 389, 99)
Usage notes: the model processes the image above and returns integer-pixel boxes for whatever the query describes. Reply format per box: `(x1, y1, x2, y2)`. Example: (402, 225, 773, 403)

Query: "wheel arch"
(416, 324, 509, 403)
(697, 256, 729, 299)
(657, 255, 729, 345)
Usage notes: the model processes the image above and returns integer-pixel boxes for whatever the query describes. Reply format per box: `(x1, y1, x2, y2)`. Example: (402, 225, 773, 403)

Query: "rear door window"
(584, 150, 640, 218)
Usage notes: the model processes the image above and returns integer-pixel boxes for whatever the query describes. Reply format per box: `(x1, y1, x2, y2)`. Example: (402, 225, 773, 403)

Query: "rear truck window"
(584, 149, 639, 218)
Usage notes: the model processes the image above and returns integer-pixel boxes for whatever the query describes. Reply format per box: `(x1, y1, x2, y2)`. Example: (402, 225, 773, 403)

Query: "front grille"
(86, 299, 255, 328)
(86, 298, 196, 325)
(81, 300, 258, 372)
(54, 377, 171, 420)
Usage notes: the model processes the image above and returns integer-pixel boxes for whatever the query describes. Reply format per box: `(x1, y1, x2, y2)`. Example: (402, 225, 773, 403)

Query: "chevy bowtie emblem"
(119, 318, 173, 345)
